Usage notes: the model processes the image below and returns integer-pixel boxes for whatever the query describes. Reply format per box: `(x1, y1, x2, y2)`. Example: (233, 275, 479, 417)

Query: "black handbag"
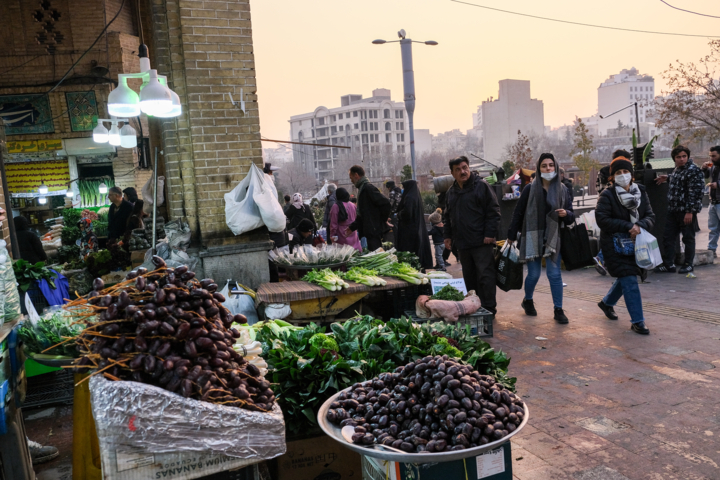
(495, 242, 524, 292)
(560, 223, 595, 271)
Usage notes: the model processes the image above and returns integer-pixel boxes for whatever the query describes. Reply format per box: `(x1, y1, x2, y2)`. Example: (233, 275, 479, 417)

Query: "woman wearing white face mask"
(508, 153, 575, 323)
(595, 157, 655, 335)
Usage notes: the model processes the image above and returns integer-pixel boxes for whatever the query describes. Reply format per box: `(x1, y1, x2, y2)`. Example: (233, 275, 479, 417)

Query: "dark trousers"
(443, 245, 458, 262)
(366, 236, 383, 251)
(459, 244, 497, 312)
(662, 212, 696, 266)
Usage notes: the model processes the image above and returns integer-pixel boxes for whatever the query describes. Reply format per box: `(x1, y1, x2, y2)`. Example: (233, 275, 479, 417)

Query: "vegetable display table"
(256, 277, 411, 321)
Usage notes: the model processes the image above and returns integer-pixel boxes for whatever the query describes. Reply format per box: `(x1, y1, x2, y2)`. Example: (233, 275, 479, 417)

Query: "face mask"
(615, 173, 632, 187)
(540, 172, 556, 181)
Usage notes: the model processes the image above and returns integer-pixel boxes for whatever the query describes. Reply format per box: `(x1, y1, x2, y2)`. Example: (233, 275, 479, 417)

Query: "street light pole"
(373, 31, 437, 182)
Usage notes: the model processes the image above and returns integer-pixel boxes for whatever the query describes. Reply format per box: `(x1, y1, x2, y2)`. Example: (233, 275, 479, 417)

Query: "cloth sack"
(141, 175, 166, 215)
(635, 228, 662, 269)
(494, 242, 523, 292)
(415, 291, 482, 323)
(559, 223, 595, 270)
(225, 163, 286, 236)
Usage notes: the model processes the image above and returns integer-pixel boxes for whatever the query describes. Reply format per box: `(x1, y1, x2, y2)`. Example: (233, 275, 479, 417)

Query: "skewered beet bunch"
(68, 256, 272, 412)
(326, 355, 525, 453)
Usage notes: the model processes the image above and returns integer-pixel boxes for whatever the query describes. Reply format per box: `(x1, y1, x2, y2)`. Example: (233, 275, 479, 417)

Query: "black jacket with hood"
(442, 172, 501, 250)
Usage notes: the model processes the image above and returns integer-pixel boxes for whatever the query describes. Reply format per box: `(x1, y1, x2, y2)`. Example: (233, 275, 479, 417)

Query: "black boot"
(554, 308, 569, 324)
(597, 301, 618, 320)
(521, 299, 537, 316)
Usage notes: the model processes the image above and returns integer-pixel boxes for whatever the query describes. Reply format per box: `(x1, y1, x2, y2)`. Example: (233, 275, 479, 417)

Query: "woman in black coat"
(285, 193, 317, 233)
(595, 157, 655, 335)
(396, 180, 433, 270)
(13, 216, 48, 264)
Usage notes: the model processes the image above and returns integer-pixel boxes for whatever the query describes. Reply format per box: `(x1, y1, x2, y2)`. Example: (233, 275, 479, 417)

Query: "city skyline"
(252, 0, 718, 141)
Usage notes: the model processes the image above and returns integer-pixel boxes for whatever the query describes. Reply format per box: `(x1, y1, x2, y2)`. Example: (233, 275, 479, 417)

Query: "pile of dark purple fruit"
(325, 355, 525, 453)
(70, 256, 274, 412)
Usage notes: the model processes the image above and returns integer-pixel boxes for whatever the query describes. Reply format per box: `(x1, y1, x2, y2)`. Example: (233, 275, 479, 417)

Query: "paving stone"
(676, 359, 716, 371)
(573, 465, 631, 480)
(509, 445, 549, 476)
(576, 416, 630, 437)
(562, 430, 613, 454)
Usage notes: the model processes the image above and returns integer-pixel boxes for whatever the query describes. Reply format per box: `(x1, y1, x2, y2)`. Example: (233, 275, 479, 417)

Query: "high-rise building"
(288, 89, 410, 180)
(481, 80, 545, 163)
(597, 68, 655, 136)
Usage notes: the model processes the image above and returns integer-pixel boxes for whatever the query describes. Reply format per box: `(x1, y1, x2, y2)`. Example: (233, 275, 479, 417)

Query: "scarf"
(614, 183, 641, 223)
(291, 193, 304, 210)
(519, 179, 563, 263)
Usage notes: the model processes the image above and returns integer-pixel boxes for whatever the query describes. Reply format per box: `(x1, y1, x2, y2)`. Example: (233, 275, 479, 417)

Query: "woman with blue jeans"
(595, 157, 655, 334)
(508, 153, 575, 324)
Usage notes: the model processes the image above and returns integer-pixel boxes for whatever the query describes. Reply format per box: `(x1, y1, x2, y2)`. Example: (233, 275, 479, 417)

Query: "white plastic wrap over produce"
(89, 376, 286, 459)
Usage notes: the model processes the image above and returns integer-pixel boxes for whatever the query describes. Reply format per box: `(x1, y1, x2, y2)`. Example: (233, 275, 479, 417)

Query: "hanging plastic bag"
(225, 163, 286, 236)
(635, 228, 662, 270)
(141, 175, 166, 215)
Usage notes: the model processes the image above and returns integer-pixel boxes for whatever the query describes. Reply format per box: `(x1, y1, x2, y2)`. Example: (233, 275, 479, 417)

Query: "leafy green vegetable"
(430, 284, 465, 302)
(57, 245, 81, 265)
(18, 310, 83, 357)
(12, 260, 58, 292)
(396, 251, 421, 270)
(302, 268, 349, 291)
(255, 316, 514, 435)
(92, 220, 108, 237)
(309, 333, 339, 352)
(61, 226, 81, 246)
(61, 208, 81, 227)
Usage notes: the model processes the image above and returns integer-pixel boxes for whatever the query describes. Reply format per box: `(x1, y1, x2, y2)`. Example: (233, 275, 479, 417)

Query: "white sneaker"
(27, 438, 59, 465)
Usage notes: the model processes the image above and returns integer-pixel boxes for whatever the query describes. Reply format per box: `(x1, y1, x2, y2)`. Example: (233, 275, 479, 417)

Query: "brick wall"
(150, 0, 263, 247)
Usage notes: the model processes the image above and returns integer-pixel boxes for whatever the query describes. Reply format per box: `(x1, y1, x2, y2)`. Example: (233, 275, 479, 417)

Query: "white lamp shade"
(140, 70, 173, 115)
(99, 183, 108, 194)
(93, 123, 109, 143)
(153, 88, 182, 118)
(108, 77, 141, 117)
(38, 183, 48, 195)
(108, 125, 121, 146)
(120, 124, 137, 148)
(66, 190, 74, 198)
(38, 197, 47, 205)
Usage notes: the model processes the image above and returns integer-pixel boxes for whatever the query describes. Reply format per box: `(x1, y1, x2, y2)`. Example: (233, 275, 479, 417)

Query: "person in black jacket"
(560, 168, 574, 201)
(507, 153, 574, 324)
(396, 180, 433, 270)
(107, 186, 133, 245)
(443, 156, 501, 314)
(346, 165, 391, 251)
(13, 216, 48, 264)
(286, 193, 317, 232)
(595, 157, 655, 335)
(288, 218, 315, 253)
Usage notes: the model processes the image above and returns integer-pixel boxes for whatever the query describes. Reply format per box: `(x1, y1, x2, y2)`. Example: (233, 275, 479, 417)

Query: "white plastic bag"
(225, 163, 286, 236)
(141, 175, 166, 215)
(264, 304, 291, 320)
(635, 228, 662, 270)
(219, 281, 260, 325)
(579, 210, 600, 237)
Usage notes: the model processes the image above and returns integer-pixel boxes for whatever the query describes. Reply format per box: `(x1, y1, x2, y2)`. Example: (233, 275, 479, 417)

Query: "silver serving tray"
(318, 385, 530, 463)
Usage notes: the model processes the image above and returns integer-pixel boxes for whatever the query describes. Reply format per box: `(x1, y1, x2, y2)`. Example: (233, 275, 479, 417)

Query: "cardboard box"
(276, 434, 361, 480)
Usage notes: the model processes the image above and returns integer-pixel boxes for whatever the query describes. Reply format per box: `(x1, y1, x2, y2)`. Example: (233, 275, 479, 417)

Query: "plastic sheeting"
(0, 240, 22, 323)
(89, 376, 286, 459)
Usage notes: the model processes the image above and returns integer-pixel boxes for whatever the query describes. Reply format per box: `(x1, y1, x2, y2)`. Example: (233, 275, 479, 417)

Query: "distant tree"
(617, 119, 625, 129)
(571, 117, 600, 187)
(506, 130, 534, 170)
(502, 160, 516, 175)
(278, 161, 317, 197)
(654, 39, 720, 143)
(400, 165, 413, 182)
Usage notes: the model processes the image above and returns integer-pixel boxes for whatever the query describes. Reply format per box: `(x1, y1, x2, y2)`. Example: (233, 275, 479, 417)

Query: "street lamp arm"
(598, 102, 636, 119)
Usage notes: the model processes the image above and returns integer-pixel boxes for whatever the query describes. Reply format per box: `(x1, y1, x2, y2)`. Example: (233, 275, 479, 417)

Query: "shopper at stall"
(13, 216, 47, 264)
(282, 195, 292, 215)
(288, 218, 315, 253)
(560, 168, 574, 201)
(123, 200, 148, 247)
(322, 184, 337, 237)
(596, 156, 655, 334)
(328, 188, 361, 251)
(702, 146, 720, 257)
(443, 156, 501, 314)
(286, 193, 317, 233)
(346, 165, 391, 251)
(654, 145, 705, 273)
(78, 217, 99, 259)
(396, 179, 433, 270)
(508, 153, 575, 324)
(107, 186, 133, 245)
(122, 187, 138, 205)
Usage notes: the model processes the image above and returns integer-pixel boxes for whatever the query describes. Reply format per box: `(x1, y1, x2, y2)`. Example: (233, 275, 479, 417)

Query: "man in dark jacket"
(443, 156, 501, 314)
(654, 145, 705, 273)
(560, 168, 574, 201)
(107, 186, 134, 245)
(702, 146, 720, 257)
(346, 165, 391, 251)
(288, 218, 315, 253)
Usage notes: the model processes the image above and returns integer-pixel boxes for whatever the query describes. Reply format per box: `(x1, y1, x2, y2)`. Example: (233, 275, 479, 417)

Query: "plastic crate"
(23, 369, 74, 409)
(20, 285, 49, 315)
(375, 284, 432, 319)
(403, 307, 494, 338)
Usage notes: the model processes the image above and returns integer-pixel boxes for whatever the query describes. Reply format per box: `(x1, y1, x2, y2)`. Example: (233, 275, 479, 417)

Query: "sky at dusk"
(251, 0, 719, 142)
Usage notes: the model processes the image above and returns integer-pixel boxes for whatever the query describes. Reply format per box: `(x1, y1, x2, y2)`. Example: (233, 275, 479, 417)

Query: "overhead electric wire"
(450, 0, 720, 38)
(659, 0, 720, 19)
(0, 55, 43, 76)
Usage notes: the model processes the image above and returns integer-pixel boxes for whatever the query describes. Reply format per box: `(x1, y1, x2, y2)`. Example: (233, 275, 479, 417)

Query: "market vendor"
(13, 216, 48, 264)
(107, 186, 133, 245)
(122, 187, 138, 205)
(288, 218, 314, 253)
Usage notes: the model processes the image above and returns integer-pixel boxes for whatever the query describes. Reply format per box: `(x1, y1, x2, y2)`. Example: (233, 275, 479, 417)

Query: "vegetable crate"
(373, 284, 432, 320)
(404, 307, 494, 338)
(23, 369, 74, 408)
(20, 286, 49, 316)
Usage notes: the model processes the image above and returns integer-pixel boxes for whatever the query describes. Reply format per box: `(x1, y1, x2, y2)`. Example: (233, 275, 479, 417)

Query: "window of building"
(361, 121, 367, 131)
(353, 111, 358, 117)
(397, 145, 405, 154)
(330, 115, 336, 122)
(339, 125, 344, 131)
(319, 117, 325, 125)
(354, 123, 359, 129)
(311, 119, 314, 127)
(362, 134, 368, 143)
(384, 109, 391, 119)
(397, 133, 405, 142)
(385, 122, 391, 131)
(386, 133, 391, 143)
(400, 122, 404, 130)
(331, 126, 337, 134)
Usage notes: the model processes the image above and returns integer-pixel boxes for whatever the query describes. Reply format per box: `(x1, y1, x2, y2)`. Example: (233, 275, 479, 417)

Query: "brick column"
(148, 0, 270, 286)
(0, 121, 10, 253)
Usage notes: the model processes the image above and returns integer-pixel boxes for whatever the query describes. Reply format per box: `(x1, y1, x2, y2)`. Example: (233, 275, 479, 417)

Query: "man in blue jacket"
(443, 156, 501, 314)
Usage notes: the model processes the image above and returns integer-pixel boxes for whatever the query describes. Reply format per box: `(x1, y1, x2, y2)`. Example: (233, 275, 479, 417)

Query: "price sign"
(430, 278, 467, 295)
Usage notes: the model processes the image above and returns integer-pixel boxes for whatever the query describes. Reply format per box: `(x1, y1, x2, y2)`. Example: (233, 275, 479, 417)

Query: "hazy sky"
(252, 0, 719, 142)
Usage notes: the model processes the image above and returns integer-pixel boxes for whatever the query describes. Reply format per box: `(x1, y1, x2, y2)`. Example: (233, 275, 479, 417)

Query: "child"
(427, 208, 446, 270)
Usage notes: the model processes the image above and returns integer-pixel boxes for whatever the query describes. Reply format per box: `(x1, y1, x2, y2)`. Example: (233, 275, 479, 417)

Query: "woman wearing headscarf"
(328, 188, 361, 251)
(13, 216, 48, 264)
(78, 218, 99, 259)
(396, 180, 433, 270)
(286, 193, 317, 233)
(595, 157, 655, 335)
(507, 153, 575, 324)
(123, 200, 148, 248)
